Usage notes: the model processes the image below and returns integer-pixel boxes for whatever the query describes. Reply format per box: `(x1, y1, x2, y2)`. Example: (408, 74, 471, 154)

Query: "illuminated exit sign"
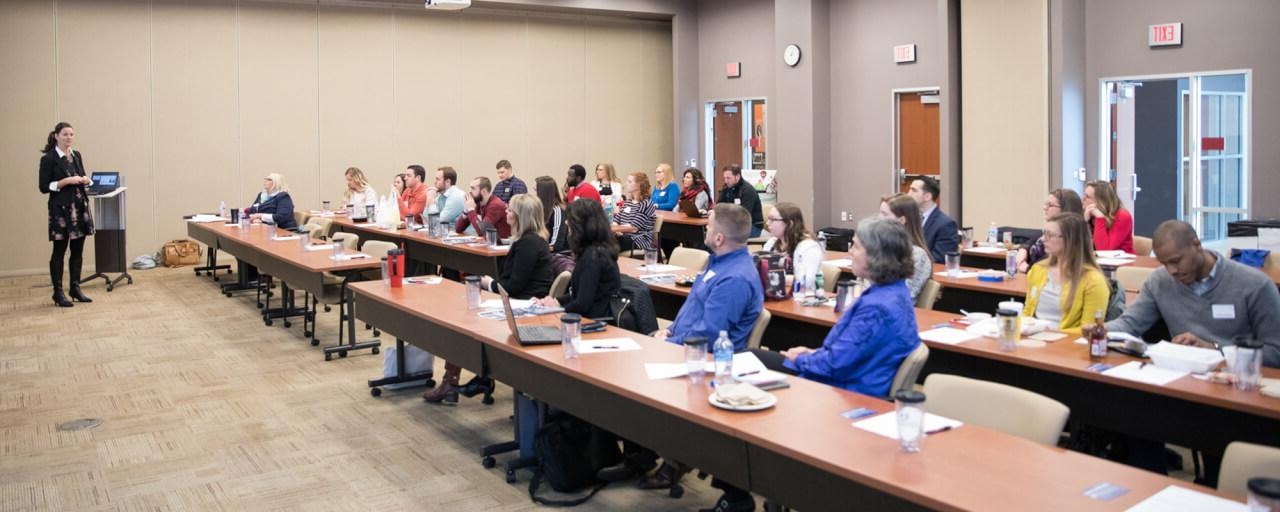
(1149, 22, 1182, 47)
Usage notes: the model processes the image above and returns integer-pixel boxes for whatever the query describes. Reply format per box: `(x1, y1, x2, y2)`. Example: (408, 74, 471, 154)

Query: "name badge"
(734, 198, 742, 205)
(1212, 304, 1235, 320)
(702, 269, 717, 282)
(624, 207, 633, 214)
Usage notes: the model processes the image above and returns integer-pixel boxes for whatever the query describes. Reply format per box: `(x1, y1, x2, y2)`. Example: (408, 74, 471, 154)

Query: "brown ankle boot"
(423, 363, 461, 405)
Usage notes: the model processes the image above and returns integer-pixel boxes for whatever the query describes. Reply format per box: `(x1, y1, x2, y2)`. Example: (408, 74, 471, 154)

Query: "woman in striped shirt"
(612, 170, 658, 253)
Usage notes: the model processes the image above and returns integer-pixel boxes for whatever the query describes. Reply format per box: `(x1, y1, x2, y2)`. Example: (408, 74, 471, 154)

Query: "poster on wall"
(746, 169, 778, 206)
(751, 102, 767, 170)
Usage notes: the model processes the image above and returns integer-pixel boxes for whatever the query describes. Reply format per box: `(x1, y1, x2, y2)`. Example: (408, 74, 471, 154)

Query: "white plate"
(708, 391, 777, 412)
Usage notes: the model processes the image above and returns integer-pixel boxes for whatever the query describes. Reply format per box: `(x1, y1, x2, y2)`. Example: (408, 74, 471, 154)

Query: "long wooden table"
(617, 257, 1280, 465)
(188, 219, 384, 360)
(349, 278, 1238, 511)
(657, 210, 708, 248)
(329, 216, 509, 277)
(963, 245, 1280, 286)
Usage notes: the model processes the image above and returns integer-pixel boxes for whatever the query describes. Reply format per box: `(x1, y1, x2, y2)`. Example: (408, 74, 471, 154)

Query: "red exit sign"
(1149, 22, 1182, 47)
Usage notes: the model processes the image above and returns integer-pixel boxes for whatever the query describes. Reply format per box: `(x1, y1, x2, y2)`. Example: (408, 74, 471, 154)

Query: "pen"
(925, 426, 953, 435)
(594, 345, 619, 350)
(736, 370, 761, 377)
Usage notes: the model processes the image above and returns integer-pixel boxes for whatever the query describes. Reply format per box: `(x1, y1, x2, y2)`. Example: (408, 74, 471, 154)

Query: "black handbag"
(527, 414, 623, 507)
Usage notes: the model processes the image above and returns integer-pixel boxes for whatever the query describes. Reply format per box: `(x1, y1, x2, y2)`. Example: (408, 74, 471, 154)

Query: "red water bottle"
(387, 248, 404, 287)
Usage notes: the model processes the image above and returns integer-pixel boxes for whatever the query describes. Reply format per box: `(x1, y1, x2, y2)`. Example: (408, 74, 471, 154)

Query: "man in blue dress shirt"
(659, 202, 764, 351)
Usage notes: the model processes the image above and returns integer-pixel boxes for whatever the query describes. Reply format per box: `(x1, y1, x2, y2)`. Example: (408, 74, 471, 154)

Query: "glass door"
(1192, 74, 1249, 241)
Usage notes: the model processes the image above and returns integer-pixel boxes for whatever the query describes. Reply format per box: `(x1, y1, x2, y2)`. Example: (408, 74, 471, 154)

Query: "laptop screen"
(92, 173, 118, 187)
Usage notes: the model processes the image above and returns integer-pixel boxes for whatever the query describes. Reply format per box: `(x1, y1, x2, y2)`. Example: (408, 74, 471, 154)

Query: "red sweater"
(1092, 208, 1134, 253)
(456, 195, 511, 239)
(566, 182, 602, 204)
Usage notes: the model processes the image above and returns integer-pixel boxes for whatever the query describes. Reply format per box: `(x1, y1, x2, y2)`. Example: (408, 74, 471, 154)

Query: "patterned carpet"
(0, 264, 718, 511)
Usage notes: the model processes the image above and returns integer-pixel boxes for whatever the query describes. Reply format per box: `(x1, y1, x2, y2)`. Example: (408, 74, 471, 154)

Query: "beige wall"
(0, 0, 673, 276)
(960, 0, 1049, 231)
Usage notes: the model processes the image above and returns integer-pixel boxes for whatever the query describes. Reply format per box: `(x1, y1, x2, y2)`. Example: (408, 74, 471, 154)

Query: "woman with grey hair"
(752, 217, 922, 396)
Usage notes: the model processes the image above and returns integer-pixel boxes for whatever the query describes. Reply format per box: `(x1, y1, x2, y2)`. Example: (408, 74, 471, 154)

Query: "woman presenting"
(38, 122, 95, 307)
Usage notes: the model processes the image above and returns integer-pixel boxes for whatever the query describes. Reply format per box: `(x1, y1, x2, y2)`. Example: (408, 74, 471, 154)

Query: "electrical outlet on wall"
(840, 211, 849, 222)
(1076, 168, 1087, 182)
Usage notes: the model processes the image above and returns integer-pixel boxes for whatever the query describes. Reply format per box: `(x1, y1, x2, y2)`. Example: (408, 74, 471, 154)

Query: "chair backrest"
(915, 279, 942, 309)
(670, 247, 709, 272)
(1264, 252, 1280, 283)
(1133, 235, 1153, 257)
(304, 217, 333, 239)
(922, 373, 1070, 446)
(1114, 265, 1154, 291)
(331, 232, 359, 251)
(1219, 441, 1280, 499)
(889, 343, 929, 397)
(653, 214, 664, 236)
(821, 261, 842, 293)
(293, 210, 310, 230)
(549, 271, 572, 298)
(746, 308, 771, 350)
(361, 240, 398, 258)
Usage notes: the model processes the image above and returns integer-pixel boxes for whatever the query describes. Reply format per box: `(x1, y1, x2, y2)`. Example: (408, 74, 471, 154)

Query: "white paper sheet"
(645, 351, 766, 380)
(480, 298, 533, 310)
(1095, 250, 1135, 259)
(645, 363, 698, 380)
(304, 243, 332, 252)
(639, 264, 685, 273)
(919, 327, 981, 345)
(1028, 331, 1067, 342)
(1097, 258, 1136, 267)
(934, 270, 980, 279)
(578, 337, 643, 354)
(1124, 485, 1246, 512)
(852, 412, 964, 440)
(330, 253, 369, 261)
(271, 235, 299, 241)
(1102, 361, 1189, 386)
(188, 214, 227, 223)
(966, 246, 1007, 254)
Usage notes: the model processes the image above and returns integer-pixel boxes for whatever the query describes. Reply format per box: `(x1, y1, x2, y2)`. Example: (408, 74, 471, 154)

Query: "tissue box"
(1145, 342, 1224, 374)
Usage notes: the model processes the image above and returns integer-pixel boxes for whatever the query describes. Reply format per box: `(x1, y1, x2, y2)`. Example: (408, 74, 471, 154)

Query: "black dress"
(38, 149, 95, 242)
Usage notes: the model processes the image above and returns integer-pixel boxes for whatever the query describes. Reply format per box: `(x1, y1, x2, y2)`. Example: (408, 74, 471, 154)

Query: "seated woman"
(1017, 188, 1083, 271)
(425, 194, 556, 405)
(342, 166, 377, 216)
(612, 171, 658, 253)
(651, 163, 681, 211)
(1084, 180, 1134, 253)
(534, 176, 570, 253)
(702, 218, 921, 512)
(534, 199, 620, 320)
(246, 173, 297, 230)
(1022, 213, 1111, 335)
(878, 193, 932, 300)
(762, 202, 825, 295)
(678, 167, 713, 213)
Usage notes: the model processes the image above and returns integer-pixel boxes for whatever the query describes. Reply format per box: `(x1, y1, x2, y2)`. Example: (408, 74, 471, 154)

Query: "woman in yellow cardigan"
(1022, 213, 1111, 334)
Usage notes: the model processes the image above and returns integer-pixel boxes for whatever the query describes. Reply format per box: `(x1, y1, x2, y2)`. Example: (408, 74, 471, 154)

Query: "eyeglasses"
(1042, 232, 1063, 240)
(767, 217, 784, 224)
(1043, 202, 1060, 209)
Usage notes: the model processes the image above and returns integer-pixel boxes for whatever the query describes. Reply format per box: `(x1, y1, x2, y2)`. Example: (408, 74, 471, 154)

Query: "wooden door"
(713, 102, 743, 173)
(897, 92, 941, 194)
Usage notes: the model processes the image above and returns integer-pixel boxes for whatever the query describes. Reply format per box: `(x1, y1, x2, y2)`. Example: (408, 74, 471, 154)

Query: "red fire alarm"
(726, 62, 741, 78)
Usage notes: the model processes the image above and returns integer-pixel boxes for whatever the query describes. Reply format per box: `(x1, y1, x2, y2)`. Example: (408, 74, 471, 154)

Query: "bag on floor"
(161, 239, 201, 267)
(528, 414, 622, 507)
(381, 343, 434, 390)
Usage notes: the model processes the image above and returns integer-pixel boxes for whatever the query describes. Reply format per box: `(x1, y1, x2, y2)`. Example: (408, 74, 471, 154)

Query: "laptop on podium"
(87, 172, 120, 196)
(499, 284, 561, 345)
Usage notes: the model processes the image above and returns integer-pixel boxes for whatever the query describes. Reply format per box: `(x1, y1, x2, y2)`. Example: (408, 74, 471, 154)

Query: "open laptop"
(498, 284, 561, 345)
(87, 172, 120, 195)
(677, 199, 705, 218)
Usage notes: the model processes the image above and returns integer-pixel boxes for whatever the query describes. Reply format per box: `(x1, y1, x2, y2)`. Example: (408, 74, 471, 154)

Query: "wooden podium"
(82, 186, 133, 291)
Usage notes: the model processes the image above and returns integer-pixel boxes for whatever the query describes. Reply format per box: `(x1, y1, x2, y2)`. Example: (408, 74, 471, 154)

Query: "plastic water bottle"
(987, 222, 998, 246)
(817, 230, 828, 250)
(713, 330, 734, 387)
(219, 201, 227, 218)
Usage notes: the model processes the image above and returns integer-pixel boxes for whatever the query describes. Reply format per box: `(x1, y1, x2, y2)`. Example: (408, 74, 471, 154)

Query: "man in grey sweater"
(1107, 220, 1280, 368)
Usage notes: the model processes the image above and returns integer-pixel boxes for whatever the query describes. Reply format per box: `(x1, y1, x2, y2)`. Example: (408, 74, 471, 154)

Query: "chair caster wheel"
(669, 484, 685, 499)
(224, 292, 232, 297)
(482, 457, 496, 469)
(373, 329, 381, 337)
(303, 330, 312, 337)
(283, 320, 291, 328)
(257, 302, 264, 309)
(310, 339, 319, 346)
(325, 353, 332, 361)
(370, 387, 382, 397)
(339, 350, 348, 358)
(506, 470, 516, 483)
(265, 319, 273, 326)
(424, 379, 437, 388)
(371, 347, 380, 355)
(482, 395, 495, 405)
(106, 284, 113, 292)
(324, 305, 331, 312)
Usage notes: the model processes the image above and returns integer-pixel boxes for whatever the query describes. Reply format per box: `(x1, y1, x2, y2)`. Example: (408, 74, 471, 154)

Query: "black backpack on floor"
(528, 414, 623, 507)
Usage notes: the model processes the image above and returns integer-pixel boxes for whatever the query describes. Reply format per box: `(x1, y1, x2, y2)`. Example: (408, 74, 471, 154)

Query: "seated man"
(662, 203, 765, 351)
(455, 176, 511, 239)
(1106, 220, 1280, 368)
(595, 204, 765, 490)
(907, 176, 960, 262)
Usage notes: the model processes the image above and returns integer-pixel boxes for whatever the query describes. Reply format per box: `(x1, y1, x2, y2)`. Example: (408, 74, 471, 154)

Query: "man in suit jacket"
(908, 176, 959, 262)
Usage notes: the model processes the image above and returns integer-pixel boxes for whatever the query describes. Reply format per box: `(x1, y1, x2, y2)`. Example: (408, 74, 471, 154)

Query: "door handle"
(1132, 174, 1142, 201)
(898, 168, 907, 183)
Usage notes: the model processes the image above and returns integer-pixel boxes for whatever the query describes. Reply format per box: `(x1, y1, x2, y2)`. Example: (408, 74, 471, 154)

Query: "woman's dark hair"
(535, 176, 564, 221)
(771, 202, 811, 259)
(683, 168, 706, 188)
(566, 198, 619, 260)
(41, 122, 72, 153)
(1050, 188, 1084, 216)
(854, 217, 915, 285)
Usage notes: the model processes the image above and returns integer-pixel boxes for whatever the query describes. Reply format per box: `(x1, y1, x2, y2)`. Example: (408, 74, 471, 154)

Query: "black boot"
(68, 256, 91, 303)
(50, 260, 72, 308)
